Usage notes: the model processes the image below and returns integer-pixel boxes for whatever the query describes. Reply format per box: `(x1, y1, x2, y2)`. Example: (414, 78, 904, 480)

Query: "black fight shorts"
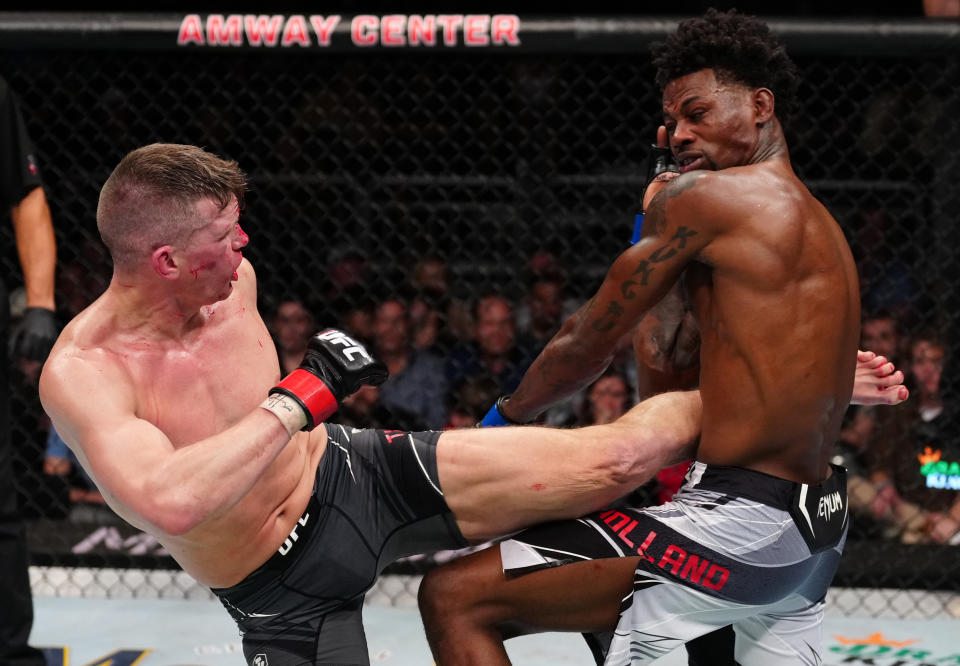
(212, 424, 467, 666)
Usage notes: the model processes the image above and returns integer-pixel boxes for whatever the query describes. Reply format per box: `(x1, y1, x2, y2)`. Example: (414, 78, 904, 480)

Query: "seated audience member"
(864, 331, 955, 543)
(409, 290, 458, 357)
(565, 369, 635, 427)
(267, 297, 317, 375)
(445, 292, 538, 400)
(839, 310, 905, 451)
(324, 245, 369, 304)
(409, 253, 473, 343)
(516, 277, 566, 349)
(330, 285, 377, 347)
(371, 296, 449, 430)
(861, 310, 903, 366)
(332, 385, 423, 431)
(445, 374, 502, 430)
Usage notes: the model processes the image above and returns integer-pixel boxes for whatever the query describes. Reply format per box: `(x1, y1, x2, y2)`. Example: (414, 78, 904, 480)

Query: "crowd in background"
(6, 236, 954, 547)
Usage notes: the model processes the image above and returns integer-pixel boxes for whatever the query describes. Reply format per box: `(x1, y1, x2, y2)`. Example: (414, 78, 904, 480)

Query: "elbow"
(553, 325, 617, 377)
(139, 485, 206, 536)
(156, 511, 200, 538)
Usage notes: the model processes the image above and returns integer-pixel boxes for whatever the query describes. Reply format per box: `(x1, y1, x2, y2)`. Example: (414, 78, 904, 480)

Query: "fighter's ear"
(754, 87, 775, 126)
(151, 245, 179, 279)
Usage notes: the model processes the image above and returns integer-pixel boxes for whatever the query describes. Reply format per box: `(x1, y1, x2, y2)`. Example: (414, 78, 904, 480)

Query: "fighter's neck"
(105, 272, 211, 340)
(749, 121, 791, 167)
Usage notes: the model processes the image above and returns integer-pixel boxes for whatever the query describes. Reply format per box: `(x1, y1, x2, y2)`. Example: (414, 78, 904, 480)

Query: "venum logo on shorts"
(816, 490, 843, 521)
(252, 654, 268, 666)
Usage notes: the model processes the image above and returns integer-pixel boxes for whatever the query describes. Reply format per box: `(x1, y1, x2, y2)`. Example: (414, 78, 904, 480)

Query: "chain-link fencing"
(1, 13, 959, 616)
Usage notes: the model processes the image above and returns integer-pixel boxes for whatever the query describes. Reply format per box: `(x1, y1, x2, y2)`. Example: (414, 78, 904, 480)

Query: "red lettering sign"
(310, 15, 341, 45)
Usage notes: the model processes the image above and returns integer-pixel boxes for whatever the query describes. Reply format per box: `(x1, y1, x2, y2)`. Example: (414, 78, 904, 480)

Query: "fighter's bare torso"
(665, 160, 859, 483)
(44, 259, 325, 588)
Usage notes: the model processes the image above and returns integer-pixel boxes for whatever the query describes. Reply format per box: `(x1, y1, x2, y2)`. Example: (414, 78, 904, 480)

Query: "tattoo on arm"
(619, 226, 698, 299)
(591, 300, 624, 333)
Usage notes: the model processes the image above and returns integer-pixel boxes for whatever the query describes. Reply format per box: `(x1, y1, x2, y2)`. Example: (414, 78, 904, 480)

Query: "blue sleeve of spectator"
(45, 426, 71, 459)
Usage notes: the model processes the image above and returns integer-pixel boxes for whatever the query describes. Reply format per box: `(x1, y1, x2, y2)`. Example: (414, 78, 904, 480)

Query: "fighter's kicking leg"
(418, 545, 640, 666)
(435, 389, 701, 542)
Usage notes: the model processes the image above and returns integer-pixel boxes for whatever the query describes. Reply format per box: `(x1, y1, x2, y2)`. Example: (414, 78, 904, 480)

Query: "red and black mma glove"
(270, 328, 388, 431)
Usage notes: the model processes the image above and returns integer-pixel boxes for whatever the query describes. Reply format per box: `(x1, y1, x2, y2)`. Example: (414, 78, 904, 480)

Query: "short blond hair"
(97, 143, 247, 269)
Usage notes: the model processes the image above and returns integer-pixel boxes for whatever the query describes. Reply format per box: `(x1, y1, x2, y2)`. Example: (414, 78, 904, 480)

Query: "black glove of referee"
(9, 306, 59, 362)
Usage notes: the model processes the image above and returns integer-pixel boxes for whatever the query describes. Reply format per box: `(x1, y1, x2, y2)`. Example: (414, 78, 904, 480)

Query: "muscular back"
(678, 162, 859, 482)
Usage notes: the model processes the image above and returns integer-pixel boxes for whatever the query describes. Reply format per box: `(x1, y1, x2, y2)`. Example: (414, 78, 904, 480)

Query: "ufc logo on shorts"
(252, 655, 268, 666)
(318, 329, 372, 362)
(278, 512, 310, 556)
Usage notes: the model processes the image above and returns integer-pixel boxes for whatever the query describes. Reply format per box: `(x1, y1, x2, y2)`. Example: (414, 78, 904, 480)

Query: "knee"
(418, 562, 467, 625)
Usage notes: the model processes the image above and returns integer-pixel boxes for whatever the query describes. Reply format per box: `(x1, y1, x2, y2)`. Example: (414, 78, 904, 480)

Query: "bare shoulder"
(651, 164, 789, 236)
(646, 170, 735, 237)
(39, 310, 134, 428)
(236, 257, 259, 306)
(238, 256, 256, 281)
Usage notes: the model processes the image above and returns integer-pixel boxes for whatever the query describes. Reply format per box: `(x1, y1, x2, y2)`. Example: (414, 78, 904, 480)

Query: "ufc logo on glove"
(317, 329, 372, 362)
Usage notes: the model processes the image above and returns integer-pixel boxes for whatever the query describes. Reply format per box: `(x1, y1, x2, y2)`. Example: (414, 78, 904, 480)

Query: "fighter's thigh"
(422, 544, 640, 634)
(733, 600, 825, 666)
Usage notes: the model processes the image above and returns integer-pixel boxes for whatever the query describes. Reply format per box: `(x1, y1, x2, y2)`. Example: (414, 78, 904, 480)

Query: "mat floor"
(31, 595, 960, 666)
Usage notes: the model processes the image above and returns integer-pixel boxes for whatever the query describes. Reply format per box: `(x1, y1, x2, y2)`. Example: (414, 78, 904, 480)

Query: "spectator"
(372, 296, 449, 430)
(864, 331, 955, 543)
(409, 253, 449, 296)
(408, 254, 472, 343)
(0, 74, 58, 666)
(445, 292, 537, 399)
(329, 284, 377, 347)
(516, 277, 566, 349)
(408, 290, 457, 357)
(333, 384, 423, 431)
(267, 297, 317, 376)
(861, 309, 902, 363)
(324, 245, 369, 304)
(516, 249, 581, 339)
(444, 374, 502, 430)
(839, 310, 904, 451)
(565, 368, 634, 427)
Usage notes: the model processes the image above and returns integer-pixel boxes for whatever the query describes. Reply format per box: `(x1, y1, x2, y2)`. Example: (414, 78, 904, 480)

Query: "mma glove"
(270, 328, 388, 431)
(479, 395, 529, 427)
(9, 306, 59, 362)
(641, 144, 681, 213)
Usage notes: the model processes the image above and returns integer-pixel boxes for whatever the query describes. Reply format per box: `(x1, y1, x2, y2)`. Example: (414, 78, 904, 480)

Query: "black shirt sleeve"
(0, 76, 43, 209)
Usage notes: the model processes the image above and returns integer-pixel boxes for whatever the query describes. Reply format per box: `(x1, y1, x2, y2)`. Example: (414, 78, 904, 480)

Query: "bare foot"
(850, 349, 909, 406)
